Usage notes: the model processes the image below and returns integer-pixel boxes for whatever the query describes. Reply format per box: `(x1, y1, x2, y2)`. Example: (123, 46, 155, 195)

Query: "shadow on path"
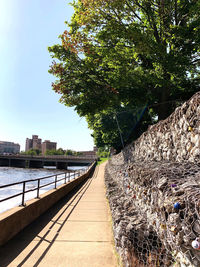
(0, 167, 98, 267)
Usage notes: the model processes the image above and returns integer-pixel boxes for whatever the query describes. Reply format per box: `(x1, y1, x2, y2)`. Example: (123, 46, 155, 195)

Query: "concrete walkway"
(0, 162, 118, 267)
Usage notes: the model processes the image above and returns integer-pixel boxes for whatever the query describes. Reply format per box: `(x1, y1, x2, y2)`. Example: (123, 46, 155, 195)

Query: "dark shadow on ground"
(0, 170, 96, 267)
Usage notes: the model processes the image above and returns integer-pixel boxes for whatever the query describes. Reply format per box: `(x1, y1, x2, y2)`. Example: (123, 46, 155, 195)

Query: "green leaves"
(48, 0, 200, 150)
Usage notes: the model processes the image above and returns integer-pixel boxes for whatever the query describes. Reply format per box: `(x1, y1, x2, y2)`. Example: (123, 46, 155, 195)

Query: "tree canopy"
(49, 0, 200, 150)
(21, 149, 41, 156)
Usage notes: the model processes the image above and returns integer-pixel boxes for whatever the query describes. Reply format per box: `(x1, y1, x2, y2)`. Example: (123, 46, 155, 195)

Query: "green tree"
(21, 149, 41, 156)
(45, 148, 65, 155)
(49, 0, 200, 120)
(86, 105, 151, 151)
(56, 148, 66, 155)
(65, 149, 74, 155)
(48, 0, 200, 150)
(97, 147, 110, 158)
(65, 149, 83, 156)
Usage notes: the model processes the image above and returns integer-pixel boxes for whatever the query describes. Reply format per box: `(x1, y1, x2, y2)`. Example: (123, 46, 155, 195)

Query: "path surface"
(0, 162, 118, 267)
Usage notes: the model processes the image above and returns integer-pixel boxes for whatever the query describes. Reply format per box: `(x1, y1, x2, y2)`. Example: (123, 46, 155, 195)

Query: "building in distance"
(42, 140, 57, 155)
(25, 135, 42, 151)
(78, 147, 97, 157)
(0, 141, 20, 154)
(25, 135, 57, 155)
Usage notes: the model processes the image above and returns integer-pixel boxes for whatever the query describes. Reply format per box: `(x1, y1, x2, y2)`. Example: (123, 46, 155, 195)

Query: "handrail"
(0, 167, 88, 207)
(0, 171, 71, 188)
(0, 154, 97, 160)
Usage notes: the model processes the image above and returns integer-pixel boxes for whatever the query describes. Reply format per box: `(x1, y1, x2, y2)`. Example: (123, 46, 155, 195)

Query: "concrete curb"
(0, 162, 96, 246)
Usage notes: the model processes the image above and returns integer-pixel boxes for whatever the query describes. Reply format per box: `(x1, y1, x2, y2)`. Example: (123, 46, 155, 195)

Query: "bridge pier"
(56, 162, 68, 170)
(10, 159, 26, 168)
(0, 159, 9, 167)
(29, 160, 44, 169)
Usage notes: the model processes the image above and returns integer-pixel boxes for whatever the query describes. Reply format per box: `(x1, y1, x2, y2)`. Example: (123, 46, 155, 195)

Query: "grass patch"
(97, 157, 109, 165)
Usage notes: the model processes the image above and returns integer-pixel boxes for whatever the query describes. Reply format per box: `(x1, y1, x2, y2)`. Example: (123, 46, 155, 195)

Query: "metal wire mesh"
(105, 158, 200, 267)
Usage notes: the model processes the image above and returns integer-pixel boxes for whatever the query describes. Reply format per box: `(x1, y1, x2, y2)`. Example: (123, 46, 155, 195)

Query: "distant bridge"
(0, 154, 97, 169)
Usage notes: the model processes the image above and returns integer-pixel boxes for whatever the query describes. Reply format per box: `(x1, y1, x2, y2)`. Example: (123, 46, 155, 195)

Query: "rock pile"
(123, 91, 200, 163)
(105, 92, 200, 267)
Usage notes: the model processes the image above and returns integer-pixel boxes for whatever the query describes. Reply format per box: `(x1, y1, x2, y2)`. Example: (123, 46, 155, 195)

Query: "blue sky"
(0, 0, 94, 151)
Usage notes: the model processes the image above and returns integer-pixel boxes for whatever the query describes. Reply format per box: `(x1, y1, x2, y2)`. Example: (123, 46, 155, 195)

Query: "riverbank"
(0, 166, 87, 213)
(0, 162, 118, 267)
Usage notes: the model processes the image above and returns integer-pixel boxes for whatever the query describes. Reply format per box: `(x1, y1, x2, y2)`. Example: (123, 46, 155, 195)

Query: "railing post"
(68, 172, 70, 182)
(37, 179, 40, 198)
(22, 181, 26, 206)
(55, 175, 57, 189)
(74, 171, 75, 179)
(64, 172, 67, 184)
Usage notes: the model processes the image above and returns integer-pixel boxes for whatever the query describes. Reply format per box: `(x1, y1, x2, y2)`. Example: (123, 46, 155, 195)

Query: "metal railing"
(0, 154, 98, 160)
(0, 167, 87, 207)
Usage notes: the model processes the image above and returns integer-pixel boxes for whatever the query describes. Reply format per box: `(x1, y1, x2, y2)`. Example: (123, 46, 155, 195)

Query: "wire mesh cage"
(105, 158, 200, 267)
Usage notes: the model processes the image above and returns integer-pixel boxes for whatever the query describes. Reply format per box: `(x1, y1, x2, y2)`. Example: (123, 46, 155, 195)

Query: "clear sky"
(0, 0, 94, 152)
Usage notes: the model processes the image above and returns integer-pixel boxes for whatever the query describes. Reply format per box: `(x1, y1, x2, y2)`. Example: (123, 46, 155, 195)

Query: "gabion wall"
(105, 92, 200, 267)
(123, 92, 200, 163)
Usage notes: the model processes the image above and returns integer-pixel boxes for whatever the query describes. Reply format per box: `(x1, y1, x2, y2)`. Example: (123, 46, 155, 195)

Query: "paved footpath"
(0, 162, 118, 267)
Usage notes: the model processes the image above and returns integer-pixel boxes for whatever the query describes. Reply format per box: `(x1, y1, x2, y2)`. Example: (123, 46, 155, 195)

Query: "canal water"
(0, 166, 86, 214)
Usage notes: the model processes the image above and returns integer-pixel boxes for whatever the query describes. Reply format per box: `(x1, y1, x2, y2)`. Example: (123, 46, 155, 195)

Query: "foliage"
(48, 0, 200, 150)
(65, 149, 73, 155)
(21, 149, 41, 156)
(65, 149, 82, 156)
(87, 105, 153, 152)
(21, 148, 83, 157)
(97, 157, 109, 165)
(44, 148, 82, 156)
(97, 147, 110, 158)
(45, 148, 65, 155)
